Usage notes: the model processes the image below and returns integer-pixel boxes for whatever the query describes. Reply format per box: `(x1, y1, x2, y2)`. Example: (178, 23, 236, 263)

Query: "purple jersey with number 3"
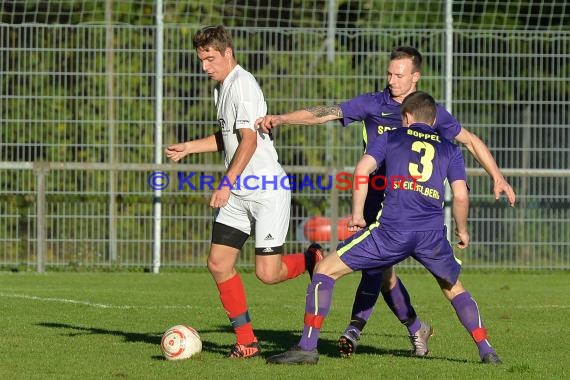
(365, 123, 467, 231)
(336, 122, 467, 284)
(339, 88, 462, 223)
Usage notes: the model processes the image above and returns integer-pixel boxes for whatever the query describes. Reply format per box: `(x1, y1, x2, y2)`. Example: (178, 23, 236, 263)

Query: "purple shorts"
(337, 226, 461, 285)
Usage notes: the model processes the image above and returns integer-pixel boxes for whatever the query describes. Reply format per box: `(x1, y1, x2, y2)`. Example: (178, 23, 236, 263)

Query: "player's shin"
(451, 291, 496, 359)
(298, 273, 335, 351)
(217, 273, 256, 345)
(382, 277, 419, 335)
(346, 269, 383, 335)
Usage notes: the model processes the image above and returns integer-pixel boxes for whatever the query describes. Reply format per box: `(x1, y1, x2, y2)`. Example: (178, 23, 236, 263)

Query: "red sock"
(217, 273, 255, 344)
(282, 253, 306, 279)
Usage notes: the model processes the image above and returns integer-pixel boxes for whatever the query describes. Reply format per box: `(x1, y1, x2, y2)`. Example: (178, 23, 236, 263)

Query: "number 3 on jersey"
(409, 141, 435, 182)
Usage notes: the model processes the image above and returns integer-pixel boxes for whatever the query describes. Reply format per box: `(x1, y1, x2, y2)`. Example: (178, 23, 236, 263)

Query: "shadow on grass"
(37, 322, 162, 345)
(37, 322, 472, 364)
(200, 325, 470, 363)
(36, 322, 238, 361)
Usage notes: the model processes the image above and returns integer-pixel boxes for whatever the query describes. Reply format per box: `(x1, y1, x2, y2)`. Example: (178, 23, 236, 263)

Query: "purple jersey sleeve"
(338, 89, 403, 150)
(434, 105, 461, 141)
(447, 147, 467, 183)
(364, 132, 389, 167)
(339, 93, 383, 127)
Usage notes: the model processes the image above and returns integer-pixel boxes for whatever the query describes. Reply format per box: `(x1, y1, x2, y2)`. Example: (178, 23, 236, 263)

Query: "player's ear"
(402, 112, 412, 127)
(412, 71, 421, 84)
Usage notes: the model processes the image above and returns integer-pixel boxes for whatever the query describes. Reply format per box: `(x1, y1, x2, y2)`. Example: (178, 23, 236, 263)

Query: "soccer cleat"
(304, 243, 324, 279)
(409, 321, 433, 356)
(338, 328, 360, 358)
(266, 346, 319, 365)
(226, 339, 260, 359)
(481, 352, 502, 364)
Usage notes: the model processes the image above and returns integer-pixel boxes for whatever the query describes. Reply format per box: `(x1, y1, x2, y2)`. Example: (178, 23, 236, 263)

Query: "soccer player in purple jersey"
(266, 91, 502, 365)
(257, 46, 515, 357)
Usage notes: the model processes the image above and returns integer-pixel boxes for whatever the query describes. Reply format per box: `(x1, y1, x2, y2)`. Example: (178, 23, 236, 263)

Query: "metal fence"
(1, 1, 569, 271)
(1, 159, 568, 271)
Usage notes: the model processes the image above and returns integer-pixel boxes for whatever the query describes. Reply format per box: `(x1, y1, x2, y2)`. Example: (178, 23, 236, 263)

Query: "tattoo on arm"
(305, 105, 343, 119)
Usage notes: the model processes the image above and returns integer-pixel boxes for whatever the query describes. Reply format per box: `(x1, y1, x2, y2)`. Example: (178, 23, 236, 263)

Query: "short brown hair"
(390, 46, 422, 73)
(193, 25, 233, 55)
(401, 91, 436, 125)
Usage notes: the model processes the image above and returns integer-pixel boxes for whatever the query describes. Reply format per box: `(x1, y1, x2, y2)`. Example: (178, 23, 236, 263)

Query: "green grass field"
(1, 270, 568, 379)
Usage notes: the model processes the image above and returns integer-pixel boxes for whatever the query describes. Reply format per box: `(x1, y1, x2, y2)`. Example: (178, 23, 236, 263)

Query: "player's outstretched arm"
(255, 104, 343, 133)
(350, 154, 377, 231)
(165, 131, 224, 162)
(455, 128, 516, 207)
(451, 179, 470, 249)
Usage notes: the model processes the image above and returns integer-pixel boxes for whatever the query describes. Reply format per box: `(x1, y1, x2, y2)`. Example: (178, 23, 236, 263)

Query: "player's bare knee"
(438, 278, 466, 301)
(255, 267, 280, 284)
(380, 267, 398, 292)
(254, 247, 284, 284)
(314, 260, 326, 275)
(313, 259, 345, 280)
(448, 281, 467, 300)
(207, 257, 229, 278)
(206, 259, 220, 276)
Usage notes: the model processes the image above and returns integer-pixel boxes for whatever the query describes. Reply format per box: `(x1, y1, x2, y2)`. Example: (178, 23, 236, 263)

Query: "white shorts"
(215, 186, 291, 249)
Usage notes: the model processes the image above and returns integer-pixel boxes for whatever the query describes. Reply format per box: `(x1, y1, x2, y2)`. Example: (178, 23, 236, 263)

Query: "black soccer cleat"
(304, 243, 324, 279)
(481, 352, 502, 365)
(266, 346, 319, 365)
(338, 328, 360, 358)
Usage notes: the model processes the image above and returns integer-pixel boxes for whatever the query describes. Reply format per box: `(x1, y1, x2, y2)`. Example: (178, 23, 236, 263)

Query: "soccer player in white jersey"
(165, 25, 322, 359)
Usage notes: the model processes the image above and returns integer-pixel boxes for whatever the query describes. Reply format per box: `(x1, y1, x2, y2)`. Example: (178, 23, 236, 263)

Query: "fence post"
(34, 162, 49, 273)
(152, 0, 165, 274)
(444, 0, 454, 241)
(105, 0, 118, 264)
(330, 167, 339, 251)
(326, 0, 336, 62)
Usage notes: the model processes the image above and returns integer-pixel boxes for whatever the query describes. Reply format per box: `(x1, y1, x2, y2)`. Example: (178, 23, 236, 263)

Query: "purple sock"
(406, 318, 421, 336)
(451, 291, 495, 358)
(348, 269, 383, 333)
(381, 278, 419, 334)
(298, 273, 335, 351)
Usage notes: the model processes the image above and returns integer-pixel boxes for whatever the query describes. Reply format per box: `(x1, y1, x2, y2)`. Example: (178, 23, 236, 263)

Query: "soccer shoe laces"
(226, 341, 260, 358)
(408, 321, 433, 356)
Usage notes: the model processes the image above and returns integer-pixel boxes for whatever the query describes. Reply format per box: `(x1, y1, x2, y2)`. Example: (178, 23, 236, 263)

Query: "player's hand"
(455, 228, 469, 249)
(494, 177, 516, 207)
(165, 142, 190, 162)
(210, 187, 231, 209)
(347, 214, 367, 232)
(255, 115, 283, 133)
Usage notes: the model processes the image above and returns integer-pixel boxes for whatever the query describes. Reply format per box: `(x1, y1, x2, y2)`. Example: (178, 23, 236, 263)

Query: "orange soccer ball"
(303, 216, 355, 242)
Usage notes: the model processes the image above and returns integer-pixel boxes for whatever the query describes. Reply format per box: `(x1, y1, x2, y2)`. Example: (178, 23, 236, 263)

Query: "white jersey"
(213, 65, 285, 197)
